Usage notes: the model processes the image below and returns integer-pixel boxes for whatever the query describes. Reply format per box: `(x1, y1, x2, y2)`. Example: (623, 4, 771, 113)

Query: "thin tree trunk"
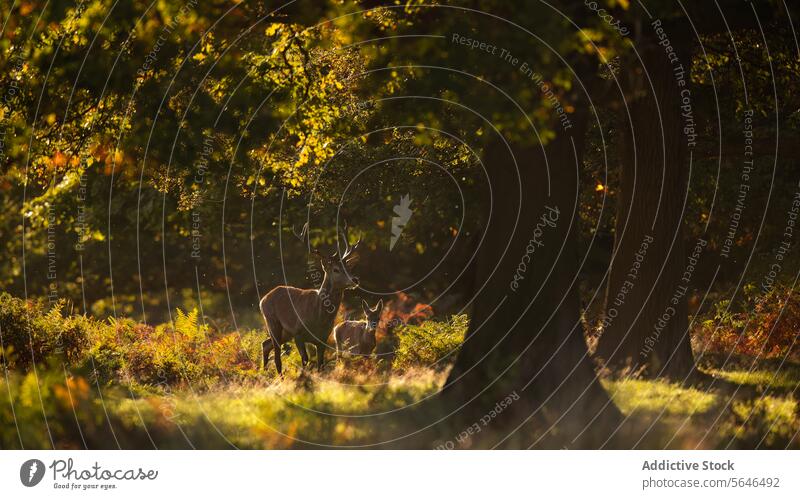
(595, 37, 695, 379)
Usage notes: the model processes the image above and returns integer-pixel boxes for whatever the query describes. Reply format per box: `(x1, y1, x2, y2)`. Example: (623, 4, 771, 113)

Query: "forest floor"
(4, 358, 798, 449)
(1, 296, 798, 449)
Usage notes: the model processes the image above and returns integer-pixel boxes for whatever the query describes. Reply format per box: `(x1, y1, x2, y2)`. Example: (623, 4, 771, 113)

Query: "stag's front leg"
(295, 337, 309, 368)
(316, 343, 326, 371)
(271, 335, 282, 375)
(261, 339, 273, 371)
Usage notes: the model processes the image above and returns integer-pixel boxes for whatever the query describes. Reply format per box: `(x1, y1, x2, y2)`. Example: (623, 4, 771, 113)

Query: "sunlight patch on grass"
(722, 396, 799, 447)
(706, 369, 800, 390)
(603, 378, 718, 416)
(112, 368, 447, 448)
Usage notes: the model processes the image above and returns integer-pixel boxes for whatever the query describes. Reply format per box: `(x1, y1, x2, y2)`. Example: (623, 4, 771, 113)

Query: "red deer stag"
(334, 299, 384, 357)
(260, 224, 360, 374)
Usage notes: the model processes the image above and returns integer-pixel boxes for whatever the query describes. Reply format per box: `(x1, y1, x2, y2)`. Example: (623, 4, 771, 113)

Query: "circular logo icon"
(20, 459, 45, 487)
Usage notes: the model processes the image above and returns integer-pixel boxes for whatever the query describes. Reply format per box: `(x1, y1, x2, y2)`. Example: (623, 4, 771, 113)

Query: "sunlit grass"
(2, 294, 798, 449)
(706, 368, 800, 390)
(111, 367, 447, 448)
(721, 396, 799, 447)
(603, 378, 718, 416)
(4, 362, 800, 448)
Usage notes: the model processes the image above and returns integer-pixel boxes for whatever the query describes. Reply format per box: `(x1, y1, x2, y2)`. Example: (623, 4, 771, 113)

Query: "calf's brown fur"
(334, 299, 384, 357)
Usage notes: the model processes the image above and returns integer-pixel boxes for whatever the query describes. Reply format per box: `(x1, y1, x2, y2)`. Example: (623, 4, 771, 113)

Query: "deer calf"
(334, 299, 384, 357)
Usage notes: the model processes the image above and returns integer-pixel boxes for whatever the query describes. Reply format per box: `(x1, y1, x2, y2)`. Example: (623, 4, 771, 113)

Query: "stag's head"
(310, 222, 361, 291)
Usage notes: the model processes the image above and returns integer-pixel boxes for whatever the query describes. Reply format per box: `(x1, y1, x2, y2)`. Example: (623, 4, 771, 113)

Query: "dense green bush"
(694, 283, 800, 362)
(0, 293, 262, 386)
(0, 290, 471, 387)
(0, 293, 91, 370)
(392, 315, 468, 371)
(90, 310, 260, 386)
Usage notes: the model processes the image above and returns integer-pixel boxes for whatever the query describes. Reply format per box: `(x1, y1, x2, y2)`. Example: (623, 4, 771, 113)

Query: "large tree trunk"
(442, 113, 622, 448)
(595, 34, 695, 379)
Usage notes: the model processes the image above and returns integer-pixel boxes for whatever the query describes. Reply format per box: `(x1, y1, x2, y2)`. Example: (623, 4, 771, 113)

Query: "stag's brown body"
(260, 286, 339, 344)
(260, 223, 360, 374)
(260, 282, 343, 372)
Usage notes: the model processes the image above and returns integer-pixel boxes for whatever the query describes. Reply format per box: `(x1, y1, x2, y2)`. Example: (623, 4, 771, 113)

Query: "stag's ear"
(375, 299, 384, 312)
(361, 299, 370, 313)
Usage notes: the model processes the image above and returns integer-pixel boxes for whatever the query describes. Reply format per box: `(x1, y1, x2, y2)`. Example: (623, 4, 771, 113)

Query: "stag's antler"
(296, 220, 360, 263)
(338, 220, 361, 263)
(293, 222, 309, 243)
(293, 221, 326, 262)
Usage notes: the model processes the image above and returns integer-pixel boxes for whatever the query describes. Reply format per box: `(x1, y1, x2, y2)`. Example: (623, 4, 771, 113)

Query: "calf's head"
(362, 299, 384, 330)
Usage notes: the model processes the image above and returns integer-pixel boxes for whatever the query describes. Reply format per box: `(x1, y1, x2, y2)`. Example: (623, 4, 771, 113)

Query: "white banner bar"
(1, 451, 798, 498)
